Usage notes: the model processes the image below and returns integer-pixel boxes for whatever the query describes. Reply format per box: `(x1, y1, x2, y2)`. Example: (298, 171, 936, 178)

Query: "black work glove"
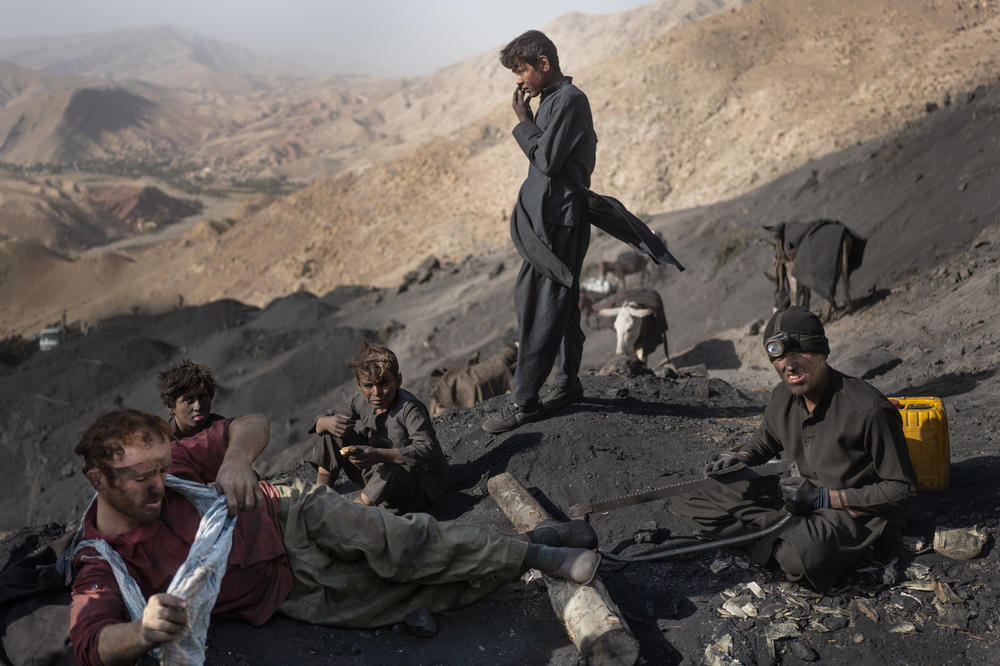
(704, 451, 749, 476)
(779, 477, 830, 515)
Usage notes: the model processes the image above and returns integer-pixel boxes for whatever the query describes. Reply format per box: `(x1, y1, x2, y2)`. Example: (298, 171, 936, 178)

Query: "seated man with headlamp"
(672, 305, 919, 591)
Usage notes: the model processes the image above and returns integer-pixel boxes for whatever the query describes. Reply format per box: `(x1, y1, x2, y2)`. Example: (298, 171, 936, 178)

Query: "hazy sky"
(0, 0, 653, 76)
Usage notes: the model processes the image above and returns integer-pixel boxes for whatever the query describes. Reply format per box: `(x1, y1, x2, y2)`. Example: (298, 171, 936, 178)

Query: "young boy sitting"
(308, 341, 452, 514)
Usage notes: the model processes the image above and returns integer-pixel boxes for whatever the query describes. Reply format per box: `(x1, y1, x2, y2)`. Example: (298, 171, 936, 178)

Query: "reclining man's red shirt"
(70, 417, 294, 666)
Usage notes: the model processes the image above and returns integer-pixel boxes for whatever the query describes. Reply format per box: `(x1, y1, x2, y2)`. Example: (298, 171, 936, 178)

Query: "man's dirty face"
(102, 432, 172, 529)
(512, 58, 548, 97)
(771, 351, 828, 399)
(170, 387, 213, 434)
(358, 372, 400, 414)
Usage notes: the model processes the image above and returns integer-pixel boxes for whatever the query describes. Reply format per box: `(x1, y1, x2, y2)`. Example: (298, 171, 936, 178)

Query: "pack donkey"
(765, 219, 866, 322)
(598, 250, 651, 288)
(596, 287, 670, 364)
(429, 343, 517, 416)
(597, 232, 666, 288)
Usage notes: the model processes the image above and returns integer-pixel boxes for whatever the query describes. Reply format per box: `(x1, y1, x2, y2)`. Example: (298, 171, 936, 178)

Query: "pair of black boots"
(482, 380, 584, 434)
(519, 519, 600, 585)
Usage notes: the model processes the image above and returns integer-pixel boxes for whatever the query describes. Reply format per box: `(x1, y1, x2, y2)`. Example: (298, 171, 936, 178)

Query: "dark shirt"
(507, 77, 684, 284)
(509, 77, 597, 286)
(513, 76, 597, 228)
(736, 368, 919, 518)
(70, 418, 293, 666)
(311, 389, 452, 501)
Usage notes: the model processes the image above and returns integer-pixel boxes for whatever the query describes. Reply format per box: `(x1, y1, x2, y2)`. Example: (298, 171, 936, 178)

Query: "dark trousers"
(333, 451, 426, 515)
(513, 222, 591, 405)
(672, 474, 889, 591)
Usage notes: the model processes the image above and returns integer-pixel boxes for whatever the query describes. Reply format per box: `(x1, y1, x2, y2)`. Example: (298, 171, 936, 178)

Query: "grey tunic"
(309, 388, 452, 512)
(673, 368, 919, 590)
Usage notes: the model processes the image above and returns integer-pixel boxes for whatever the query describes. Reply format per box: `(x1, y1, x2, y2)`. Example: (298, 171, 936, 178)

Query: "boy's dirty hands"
(345, 445, 382, 469)
(315, 414, 351, 437)
(512, 86, 533, 123)
(215, 457, 263, 516)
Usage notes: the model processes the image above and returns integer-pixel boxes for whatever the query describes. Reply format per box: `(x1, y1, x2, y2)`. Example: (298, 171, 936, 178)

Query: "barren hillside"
(0, 2, 745, 184)
(0, 26, 308, 90)
(3, 0, 1000, 340)
(0, 170, 200, 252)
(0, 63, 405, 180)
(0, 59, 93, 108)
(161, 0, 1000, 302)
(0, 67, 219, 165)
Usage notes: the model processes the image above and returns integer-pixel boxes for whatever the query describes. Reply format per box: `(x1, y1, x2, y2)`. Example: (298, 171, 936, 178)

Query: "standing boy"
(486, 30, 684, 434)
(309, 341, 452, 514)
(483, 30, 596, 434)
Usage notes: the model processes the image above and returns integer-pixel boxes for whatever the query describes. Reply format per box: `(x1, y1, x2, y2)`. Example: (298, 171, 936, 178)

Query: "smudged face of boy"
(170, 386, 213, 436)
(358, 371, 401, 414)
(511, 56, 551, 97)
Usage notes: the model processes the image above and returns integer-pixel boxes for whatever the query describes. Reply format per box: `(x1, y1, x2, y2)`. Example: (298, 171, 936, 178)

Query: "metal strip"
(600, 513, 794, 563)
(567, 459, 795, 519)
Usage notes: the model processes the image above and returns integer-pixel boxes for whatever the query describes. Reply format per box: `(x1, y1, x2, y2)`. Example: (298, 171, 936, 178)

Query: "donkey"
(765, 220, 864, 322)
(597, 288, 669, 364)
(598, 250, 651, 288)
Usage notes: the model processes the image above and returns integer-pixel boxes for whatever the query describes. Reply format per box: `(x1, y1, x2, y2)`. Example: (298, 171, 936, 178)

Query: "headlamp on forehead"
(763, 332, 826, 359)
(764, 332, 793, 358)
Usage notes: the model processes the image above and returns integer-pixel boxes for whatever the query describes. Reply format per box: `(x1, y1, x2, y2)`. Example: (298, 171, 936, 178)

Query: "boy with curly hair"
(309, 341, 452, 514)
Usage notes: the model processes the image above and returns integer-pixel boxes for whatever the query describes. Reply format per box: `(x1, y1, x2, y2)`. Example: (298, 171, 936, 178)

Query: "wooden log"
(487, 472, 639, 666)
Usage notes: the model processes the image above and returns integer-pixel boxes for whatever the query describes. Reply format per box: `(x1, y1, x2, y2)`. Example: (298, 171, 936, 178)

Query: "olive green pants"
(273, 478, 528, 627)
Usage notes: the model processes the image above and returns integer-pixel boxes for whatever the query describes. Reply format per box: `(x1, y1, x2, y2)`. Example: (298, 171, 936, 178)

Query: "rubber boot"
(523, 544, 600, 585)
(526, 519, 598, 550)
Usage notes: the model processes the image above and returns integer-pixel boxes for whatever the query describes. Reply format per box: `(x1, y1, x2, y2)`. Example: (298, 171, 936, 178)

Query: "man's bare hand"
(214, 457, 262, 516)
(315, 414, 351, 438)
(141, 594, 188, 647)
(512, 86, 533, 123)
(346, 445, 383, 470)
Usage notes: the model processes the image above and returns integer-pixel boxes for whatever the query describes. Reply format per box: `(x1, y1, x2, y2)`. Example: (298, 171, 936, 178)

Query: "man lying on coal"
(68, 408, 600, 665)
(672, 306, 919, 591)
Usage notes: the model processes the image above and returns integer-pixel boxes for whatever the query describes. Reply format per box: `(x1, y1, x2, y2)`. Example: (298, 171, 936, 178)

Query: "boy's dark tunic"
(508, 77, 684, 404)
(309, 388, 452, 513)
(509, 76, 596, 404)
(673, 369, 919, 590)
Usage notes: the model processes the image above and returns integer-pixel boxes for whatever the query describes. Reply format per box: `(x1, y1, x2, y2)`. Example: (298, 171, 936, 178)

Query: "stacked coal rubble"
(703, 525, 990, 664)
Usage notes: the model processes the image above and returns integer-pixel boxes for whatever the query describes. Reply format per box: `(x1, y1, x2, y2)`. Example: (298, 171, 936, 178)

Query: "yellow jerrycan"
(888, 396, 950, 491)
